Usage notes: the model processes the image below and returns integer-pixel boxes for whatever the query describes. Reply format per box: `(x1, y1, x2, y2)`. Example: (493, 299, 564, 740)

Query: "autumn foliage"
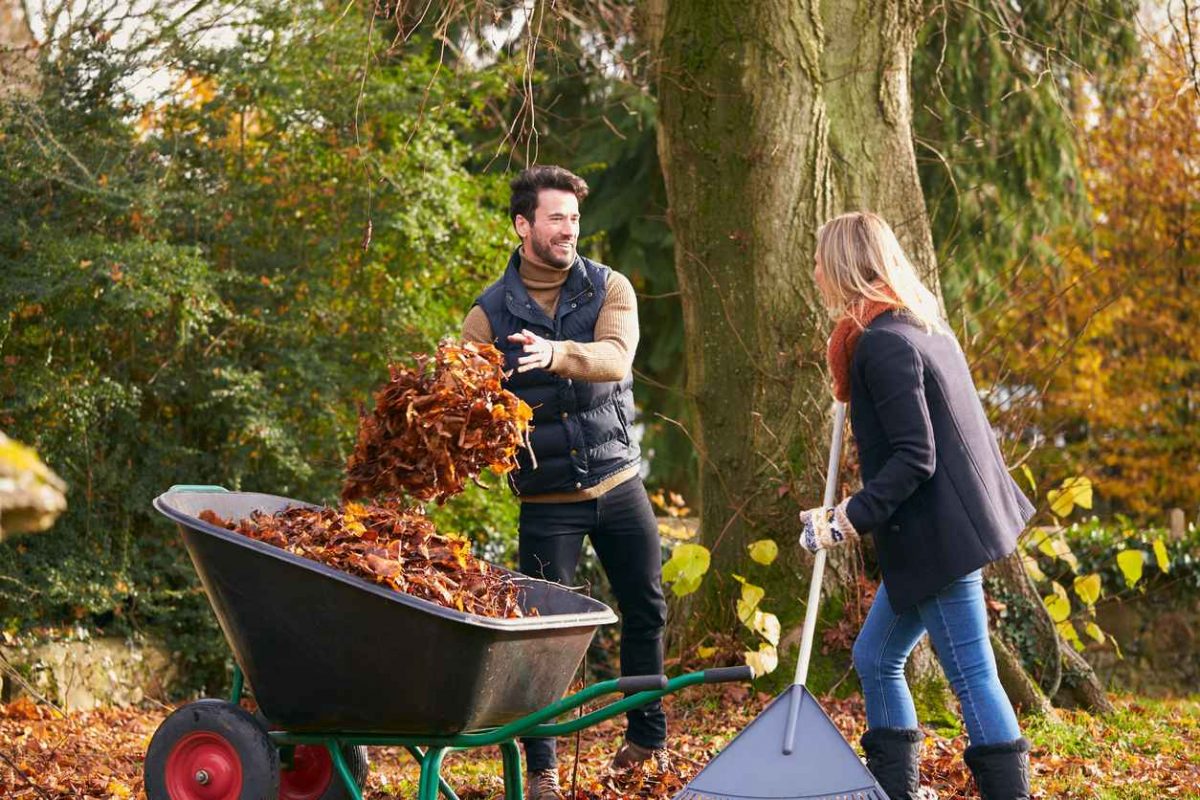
(342, 340, 534, 505)
(6, 690, 1199, 799)
(971, 41, 1199, 519)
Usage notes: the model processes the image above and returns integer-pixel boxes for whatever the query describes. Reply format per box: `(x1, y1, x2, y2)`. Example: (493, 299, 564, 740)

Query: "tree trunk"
(652, 0, 932, 623)
(985, 553, 1063, 697)
(1054, 639, 1117, 715)
(991, 632, 1057, 718)
(649, 0, 1113, 715)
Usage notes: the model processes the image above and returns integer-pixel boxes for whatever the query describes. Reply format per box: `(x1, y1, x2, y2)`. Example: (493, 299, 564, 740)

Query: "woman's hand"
(798, 500, 858, 553)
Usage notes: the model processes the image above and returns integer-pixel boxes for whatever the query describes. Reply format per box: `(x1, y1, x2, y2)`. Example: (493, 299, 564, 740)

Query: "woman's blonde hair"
(814, 211, 945, 333)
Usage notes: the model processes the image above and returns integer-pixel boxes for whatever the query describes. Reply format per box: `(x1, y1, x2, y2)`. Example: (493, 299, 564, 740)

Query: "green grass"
(1021, 695, 1200, 799)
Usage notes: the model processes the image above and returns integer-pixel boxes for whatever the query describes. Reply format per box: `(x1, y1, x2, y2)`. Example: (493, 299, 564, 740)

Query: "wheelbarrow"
(145, 486, 752, 800)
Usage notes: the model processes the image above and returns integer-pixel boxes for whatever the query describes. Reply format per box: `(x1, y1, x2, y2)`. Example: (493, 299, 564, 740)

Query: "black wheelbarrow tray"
(146, 486, 751, 800)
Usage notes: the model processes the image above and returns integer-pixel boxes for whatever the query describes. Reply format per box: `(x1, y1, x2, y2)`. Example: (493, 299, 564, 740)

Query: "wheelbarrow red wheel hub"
(280, 745, 334, 800)
(165, 731, 244, 800)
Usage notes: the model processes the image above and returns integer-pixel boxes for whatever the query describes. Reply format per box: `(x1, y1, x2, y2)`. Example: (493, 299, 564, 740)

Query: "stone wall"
(1, 635, 177, 710)
(1084, 592, 1200, 697)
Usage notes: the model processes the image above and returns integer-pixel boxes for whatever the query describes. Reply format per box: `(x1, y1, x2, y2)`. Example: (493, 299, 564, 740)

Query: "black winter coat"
(843, 311, 1034, 611)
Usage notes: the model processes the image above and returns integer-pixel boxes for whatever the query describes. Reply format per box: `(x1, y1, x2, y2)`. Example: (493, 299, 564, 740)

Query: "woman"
(798, 211, 1034, 800)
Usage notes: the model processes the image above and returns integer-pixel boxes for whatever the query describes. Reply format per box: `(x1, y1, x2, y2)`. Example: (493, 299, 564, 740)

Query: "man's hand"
(508, 328, 556, 373)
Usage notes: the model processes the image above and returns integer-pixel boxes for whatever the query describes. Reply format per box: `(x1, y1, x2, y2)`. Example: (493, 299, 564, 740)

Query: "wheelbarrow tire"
(145, 698, 280, 800)
(255, 711, 369, 800)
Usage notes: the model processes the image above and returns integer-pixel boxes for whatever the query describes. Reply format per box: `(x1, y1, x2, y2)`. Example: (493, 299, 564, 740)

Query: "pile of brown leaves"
(200, 502, 530, 619)
(0, 697, 151, 799)
(342, 340, 533, 505)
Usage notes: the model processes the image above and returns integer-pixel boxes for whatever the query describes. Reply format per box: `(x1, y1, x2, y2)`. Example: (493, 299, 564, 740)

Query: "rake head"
(673, 686, 887, 800)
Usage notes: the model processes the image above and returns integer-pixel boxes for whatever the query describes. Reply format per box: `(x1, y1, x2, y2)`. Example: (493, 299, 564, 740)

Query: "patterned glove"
(798, 499, 858, 554)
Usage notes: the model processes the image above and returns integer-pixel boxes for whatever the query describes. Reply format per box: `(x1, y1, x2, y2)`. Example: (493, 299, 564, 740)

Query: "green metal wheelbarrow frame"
(232, 663, 751, 800)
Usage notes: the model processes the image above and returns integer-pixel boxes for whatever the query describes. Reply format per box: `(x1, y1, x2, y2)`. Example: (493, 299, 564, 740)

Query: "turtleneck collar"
(519, 245, 571, 290)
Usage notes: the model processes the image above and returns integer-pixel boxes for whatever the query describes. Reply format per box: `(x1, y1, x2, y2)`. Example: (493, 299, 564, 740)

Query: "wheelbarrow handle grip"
(702, 666, 755, 684)
(616, 674, 669, 693)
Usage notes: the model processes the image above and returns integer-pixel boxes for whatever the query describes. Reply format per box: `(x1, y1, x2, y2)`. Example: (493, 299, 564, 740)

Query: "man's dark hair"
(509, 166, 589, 223)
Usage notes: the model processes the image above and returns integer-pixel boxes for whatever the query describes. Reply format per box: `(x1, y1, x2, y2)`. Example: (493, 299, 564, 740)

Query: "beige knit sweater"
(462, 249, 641, 502)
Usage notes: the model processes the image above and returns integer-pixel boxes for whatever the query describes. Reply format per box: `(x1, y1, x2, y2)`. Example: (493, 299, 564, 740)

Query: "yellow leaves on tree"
(974, 40, 1200, 519)
(0, 432, 67, 540)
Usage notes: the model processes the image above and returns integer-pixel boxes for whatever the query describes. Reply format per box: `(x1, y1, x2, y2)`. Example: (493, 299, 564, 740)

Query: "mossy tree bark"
(651, 0, 935, 629)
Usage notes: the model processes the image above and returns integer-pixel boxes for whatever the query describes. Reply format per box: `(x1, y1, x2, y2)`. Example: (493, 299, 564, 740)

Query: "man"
(463, 165, 668, 800)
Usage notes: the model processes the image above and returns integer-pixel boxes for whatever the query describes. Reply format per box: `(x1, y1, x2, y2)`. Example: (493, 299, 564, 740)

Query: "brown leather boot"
(524, 767, 563, 800)
(609, 740, 671, 773)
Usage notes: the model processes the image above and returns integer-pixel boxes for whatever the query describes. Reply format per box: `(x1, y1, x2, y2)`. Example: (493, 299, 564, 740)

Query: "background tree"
(0, 0, 37, 95)
(912, 0, 1137, 309)
(643, 0, 1139, 712)
(0, 0, 517, 689)
(0, 0, 1166, 716)
(972, 34, 1199, 521)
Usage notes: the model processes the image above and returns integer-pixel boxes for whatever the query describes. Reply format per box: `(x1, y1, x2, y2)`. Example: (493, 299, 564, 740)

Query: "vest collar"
(501, 247, 597, 328)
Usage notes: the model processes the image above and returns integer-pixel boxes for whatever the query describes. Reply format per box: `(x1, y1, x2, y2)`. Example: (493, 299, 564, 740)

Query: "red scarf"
(826, 287, 902, 402)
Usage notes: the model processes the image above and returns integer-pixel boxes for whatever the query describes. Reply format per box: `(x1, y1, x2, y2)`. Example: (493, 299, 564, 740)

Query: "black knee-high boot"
(963, 738, 1031, 800)
(860, 727, 924, 800)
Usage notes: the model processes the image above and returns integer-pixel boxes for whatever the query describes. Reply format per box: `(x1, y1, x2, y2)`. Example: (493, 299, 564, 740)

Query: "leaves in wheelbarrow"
(341, 340, 534, 505)
(200, 502, 533, 619)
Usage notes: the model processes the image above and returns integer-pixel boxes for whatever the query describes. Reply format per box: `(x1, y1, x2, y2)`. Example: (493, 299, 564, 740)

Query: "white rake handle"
(794, 400, 847, 687)
(781, 401, 847, 756)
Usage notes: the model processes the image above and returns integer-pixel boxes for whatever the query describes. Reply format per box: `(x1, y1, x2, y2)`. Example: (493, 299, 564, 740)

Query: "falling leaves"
(193, 340, 540, 621)
(342, 340, 533, 505)
(971, 42, 1200, 520)
(200, 502, 530, 619)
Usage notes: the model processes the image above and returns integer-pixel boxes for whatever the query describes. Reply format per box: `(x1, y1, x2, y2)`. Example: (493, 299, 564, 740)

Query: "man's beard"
(530, 234, 575, 268)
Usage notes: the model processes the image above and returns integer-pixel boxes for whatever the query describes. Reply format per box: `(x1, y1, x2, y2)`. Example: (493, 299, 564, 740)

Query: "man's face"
(515, 189, 580, 268)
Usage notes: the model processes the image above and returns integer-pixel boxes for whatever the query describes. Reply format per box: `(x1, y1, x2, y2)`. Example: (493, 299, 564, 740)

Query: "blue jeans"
(852, 570, 1021, 745)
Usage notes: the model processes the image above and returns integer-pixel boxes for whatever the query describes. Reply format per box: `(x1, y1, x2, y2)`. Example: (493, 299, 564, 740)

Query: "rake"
(674, 401, 888, 800)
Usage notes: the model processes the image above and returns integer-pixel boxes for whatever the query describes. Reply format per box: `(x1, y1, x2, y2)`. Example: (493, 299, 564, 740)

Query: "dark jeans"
(518, 476, 668, 771)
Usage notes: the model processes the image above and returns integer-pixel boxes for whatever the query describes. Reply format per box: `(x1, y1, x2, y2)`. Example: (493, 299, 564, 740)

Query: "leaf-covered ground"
(3, 688, 1198, 799)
